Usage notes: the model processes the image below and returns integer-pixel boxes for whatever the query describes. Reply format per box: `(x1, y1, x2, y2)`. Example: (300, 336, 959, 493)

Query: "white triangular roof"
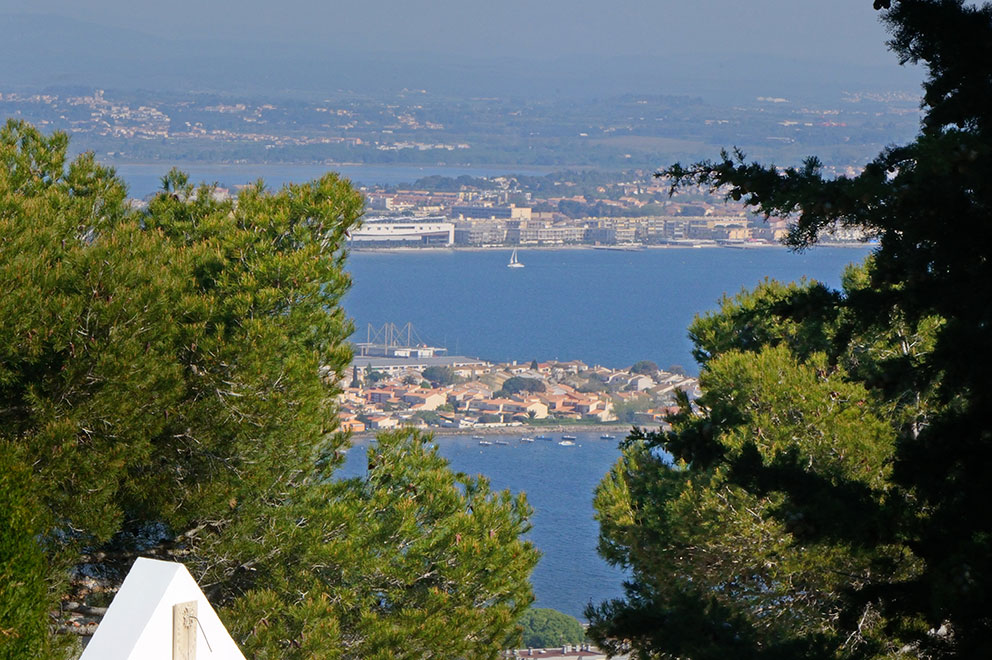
(80, 557, 245, 660)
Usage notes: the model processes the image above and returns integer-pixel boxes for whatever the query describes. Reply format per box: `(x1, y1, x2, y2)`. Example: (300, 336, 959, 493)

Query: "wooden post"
(173, 600, 197, 660)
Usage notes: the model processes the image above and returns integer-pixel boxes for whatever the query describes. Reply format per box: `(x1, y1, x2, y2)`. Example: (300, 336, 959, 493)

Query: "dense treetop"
(0, 120, 538, 659)
(589, 1, 992, 658)
(498, 376, 547, 397)
(518, 608, 585, 649)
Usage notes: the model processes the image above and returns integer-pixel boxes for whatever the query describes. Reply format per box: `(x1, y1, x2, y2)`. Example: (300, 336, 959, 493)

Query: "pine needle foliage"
(589, 1, 992, 657)
(224, 429, 539, 659)
(1, 121, 537, 657)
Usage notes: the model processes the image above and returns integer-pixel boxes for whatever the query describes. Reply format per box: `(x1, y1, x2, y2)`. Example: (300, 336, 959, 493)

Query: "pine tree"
(222, 429, 539, 659)
(0, 121, 538, 657)
(0, 451, 54, 660)
(589, 1, 992, 657)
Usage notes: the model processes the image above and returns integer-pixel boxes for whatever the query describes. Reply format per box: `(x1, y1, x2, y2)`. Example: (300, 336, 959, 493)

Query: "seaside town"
(355, 180, 781, 248)
(337, 324, 699, 435)
(188, 172, 869, 249)
(0, 86, 889, 250)
(349, 166, 876, 248)
(0, 87, 918, 172)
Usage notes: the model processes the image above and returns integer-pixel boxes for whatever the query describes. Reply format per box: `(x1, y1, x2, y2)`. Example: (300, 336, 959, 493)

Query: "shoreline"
(349, 241, 873, 255)
(349, 422, 639, 442)
(107, 158, 565, 171)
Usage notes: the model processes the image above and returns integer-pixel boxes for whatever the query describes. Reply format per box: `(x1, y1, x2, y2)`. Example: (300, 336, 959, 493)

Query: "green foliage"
(518, 608, 585, 648)
(412, 409, 443, 426)
(575, 378, 607, 394)
(366, 369, 388, 384)
(588, 0, 992, 658)
(1, 121, 542, 657)
(1, 121, 363, 557)
(421, 366, 459, 387)
(591, 3, 992, 657)
(0, 450, 58, 660)
(610, 399, 651, 425)
(629, 360, 659, 375)
(689, 278, 841, 367)
(498, 377, 546, 397)
(223, 429, 539, 659)
(590, 345, 915, 659)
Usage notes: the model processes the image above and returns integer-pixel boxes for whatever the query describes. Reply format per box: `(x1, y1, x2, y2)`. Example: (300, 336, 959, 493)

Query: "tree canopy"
(629, 360, 659, 376)
(225, 429, 539, 659)
(421, 365, 460, 386)
(518, 608, 585, 648)
(497, 376, 546, 397)
(0, 452, 53, 659)
(589, 1, 992, 658)
(0, 120, 537, 658)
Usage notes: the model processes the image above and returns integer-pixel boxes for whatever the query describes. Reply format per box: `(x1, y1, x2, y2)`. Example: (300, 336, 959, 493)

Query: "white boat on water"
(494, 439, 510, 445)
(520, 436, 535, 442)
(558, 440, 576, 446)
(507, 249, 524, 268)
(479, 440, 493, 446)
(600, 434, 616, 440)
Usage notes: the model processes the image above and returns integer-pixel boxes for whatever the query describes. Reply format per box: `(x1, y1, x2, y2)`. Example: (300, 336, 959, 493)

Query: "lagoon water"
(342, 246, 872, 619)
(339, 432, 627, 621)
(345, 246, 872, 371)
(114, 163, 871, 369)
(116, 164, 873, 619)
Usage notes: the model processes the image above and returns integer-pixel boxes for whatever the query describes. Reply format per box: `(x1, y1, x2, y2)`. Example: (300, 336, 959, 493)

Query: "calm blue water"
(342, 247, 872, 618)
(345, 246, 873, 372)
(113, 163, 872, 619)
(339, 432, 627, 620)
(113, 163, 549, 198)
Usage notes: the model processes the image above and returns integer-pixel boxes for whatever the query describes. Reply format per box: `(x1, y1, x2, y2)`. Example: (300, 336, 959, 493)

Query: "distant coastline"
(111, 161, 557, 198)
(348, 241, 874, 254)
(350, 422, 637, 441)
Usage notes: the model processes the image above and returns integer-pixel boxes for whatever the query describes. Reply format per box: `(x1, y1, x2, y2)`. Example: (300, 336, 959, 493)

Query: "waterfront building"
(453, 221, 508, 245)
(349, 216, 454, 246)
(354, 322, 448, 358)
(351, 355, 490, 381)
(516, 223, 585, 245)
(451, 205, 531, 221)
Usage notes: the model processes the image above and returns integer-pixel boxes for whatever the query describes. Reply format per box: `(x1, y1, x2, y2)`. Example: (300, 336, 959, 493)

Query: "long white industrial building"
(349, 216, 454, 246)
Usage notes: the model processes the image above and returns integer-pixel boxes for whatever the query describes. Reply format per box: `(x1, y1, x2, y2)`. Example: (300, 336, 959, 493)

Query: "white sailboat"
(507, 249, 525, 268)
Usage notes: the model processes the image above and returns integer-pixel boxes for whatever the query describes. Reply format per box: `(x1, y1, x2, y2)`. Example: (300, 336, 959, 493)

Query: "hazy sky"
(1, 1, 921, 99)
(3, 0, 896, 64)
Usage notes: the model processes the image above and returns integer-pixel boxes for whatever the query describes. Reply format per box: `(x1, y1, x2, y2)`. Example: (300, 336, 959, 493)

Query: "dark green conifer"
(0, 120, 537, 657)
(589, 2, 992, 657)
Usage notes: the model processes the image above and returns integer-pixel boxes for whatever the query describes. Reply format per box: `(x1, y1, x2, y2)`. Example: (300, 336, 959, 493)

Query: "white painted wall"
(80, 557, 245, 660)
